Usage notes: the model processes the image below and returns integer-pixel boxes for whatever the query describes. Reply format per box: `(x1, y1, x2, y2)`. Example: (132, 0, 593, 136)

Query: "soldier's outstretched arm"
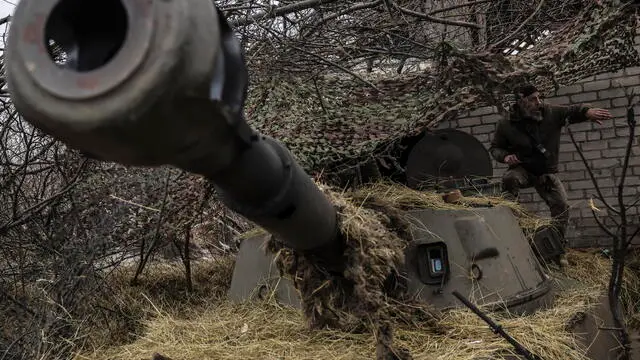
(551, 103, 612, 127)
(550, 104, 591, 126)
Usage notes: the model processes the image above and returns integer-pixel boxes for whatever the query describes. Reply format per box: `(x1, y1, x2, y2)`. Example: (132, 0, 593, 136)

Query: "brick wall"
(436, 67, 640, 248)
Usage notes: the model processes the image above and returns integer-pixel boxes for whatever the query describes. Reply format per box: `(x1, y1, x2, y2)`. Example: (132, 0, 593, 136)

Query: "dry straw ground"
(73, 183, 640, 360)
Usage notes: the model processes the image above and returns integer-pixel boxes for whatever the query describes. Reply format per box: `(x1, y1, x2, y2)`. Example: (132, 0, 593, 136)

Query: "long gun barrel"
(4, 0, 343, 267)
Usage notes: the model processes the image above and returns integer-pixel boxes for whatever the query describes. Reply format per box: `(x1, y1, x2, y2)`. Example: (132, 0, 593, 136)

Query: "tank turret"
(4, 0, 343, 269)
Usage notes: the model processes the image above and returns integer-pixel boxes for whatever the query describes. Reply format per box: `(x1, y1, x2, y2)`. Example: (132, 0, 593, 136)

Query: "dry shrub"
(79, 256, 236, 351)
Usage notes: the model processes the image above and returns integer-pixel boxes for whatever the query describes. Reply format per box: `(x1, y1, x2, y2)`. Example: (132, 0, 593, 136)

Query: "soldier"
(489, 83, 612, 266)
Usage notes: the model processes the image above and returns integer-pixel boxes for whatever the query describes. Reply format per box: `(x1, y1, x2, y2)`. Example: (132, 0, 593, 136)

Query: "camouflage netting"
(241, 1, 639, 179)
(266, 184, 446, 359)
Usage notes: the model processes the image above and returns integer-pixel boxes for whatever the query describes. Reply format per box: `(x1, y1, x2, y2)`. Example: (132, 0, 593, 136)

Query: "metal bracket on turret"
(208, 7, 255, 148)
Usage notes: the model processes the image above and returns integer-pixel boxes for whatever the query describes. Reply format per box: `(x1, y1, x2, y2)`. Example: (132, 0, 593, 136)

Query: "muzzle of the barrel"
(5, 0, 229, 167)
(4, 0, 343, 263)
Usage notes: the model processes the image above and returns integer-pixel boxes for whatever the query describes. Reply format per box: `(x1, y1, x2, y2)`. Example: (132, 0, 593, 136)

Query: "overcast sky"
(0, 0, 15, 18)
(0, 0, 15, 41)
(0, 1, 15, 47)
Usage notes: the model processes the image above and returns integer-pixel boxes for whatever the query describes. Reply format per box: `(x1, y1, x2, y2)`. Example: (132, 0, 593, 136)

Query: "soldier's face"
(518, 91, 542, 119)
(520, 92, 542, 112)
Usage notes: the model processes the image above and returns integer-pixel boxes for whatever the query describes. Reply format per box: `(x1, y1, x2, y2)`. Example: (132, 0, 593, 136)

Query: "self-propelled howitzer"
(4, 2, 632, 359)
(4, 0, 343, 268)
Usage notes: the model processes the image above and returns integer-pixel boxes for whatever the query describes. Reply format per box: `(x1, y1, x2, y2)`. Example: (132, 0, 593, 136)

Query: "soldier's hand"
(504, 154, 520, 165)
(586, 108, 613, 125)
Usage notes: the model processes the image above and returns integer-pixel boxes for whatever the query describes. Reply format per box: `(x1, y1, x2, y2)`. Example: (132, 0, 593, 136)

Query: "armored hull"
(229, 206, 554, 314)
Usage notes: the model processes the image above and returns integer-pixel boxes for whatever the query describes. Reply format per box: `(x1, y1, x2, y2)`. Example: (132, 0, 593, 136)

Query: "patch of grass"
(79, 256, 235, 351)
(351, 181, 551, 232)
(75, 257, 619, 360)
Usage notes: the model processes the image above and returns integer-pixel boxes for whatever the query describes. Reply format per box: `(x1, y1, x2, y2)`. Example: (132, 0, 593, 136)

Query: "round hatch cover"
(405, 129, 493, 189)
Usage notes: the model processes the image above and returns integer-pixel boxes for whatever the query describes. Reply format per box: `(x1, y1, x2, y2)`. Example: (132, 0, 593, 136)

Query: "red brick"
(591, 158, 620, 169)
(580, 140, 608, 151)
(602, 148, 628, 158)
(560, 142, 578, 152)
(613, 75, 640, 87)
(458, 117, 482, 127)
(472, 124, 496, 135)
(626, 67, 640, 76)
(481, 114, 503, 124)
(558, 171, 585, 181)
(570, 92, 597, 103)
(598, 88, 627, 100)
(469, 106, 497, 117)
(557, 84, 583, 95)
(608, 138, 629, 148)
(546, 96, 570, 105)
(584, 79, 611, 92)
(575, 150, 600, 160)
(566, 189, 585, 200)
(612, 97, 631, 107)
(567, 121, 594, 132)
(610, 108, 629, 119)
(595, 70, 625, 80)
(569, 180, 597, 190)
(585, 100, 612, 108)
(600, 129, 617, 139)
(587, 131, 601, 141)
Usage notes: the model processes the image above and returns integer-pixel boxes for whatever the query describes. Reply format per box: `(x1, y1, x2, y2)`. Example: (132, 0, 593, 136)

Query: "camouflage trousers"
(501, 166, 570, 244)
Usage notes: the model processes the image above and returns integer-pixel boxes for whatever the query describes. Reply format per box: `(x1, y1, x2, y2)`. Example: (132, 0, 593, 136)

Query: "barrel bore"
(44, 0, 128, 72)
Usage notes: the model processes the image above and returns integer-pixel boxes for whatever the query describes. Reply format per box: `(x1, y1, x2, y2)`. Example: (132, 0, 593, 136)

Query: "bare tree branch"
(230, 0, 340, 27)
(568, 126, 620, 215)
(0, 158, 88, 235)
(489, 0, 545, 49)
(301, 0, 383, 38)
(389, 1, 482, 29)
(428, 0, 492, 15)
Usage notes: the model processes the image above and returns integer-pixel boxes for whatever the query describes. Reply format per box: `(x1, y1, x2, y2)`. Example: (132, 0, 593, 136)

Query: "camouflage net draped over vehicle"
(244, 1, 639, 179)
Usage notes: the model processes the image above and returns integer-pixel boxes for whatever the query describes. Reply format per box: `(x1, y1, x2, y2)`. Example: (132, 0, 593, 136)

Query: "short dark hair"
(514, 83, 539, 99)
